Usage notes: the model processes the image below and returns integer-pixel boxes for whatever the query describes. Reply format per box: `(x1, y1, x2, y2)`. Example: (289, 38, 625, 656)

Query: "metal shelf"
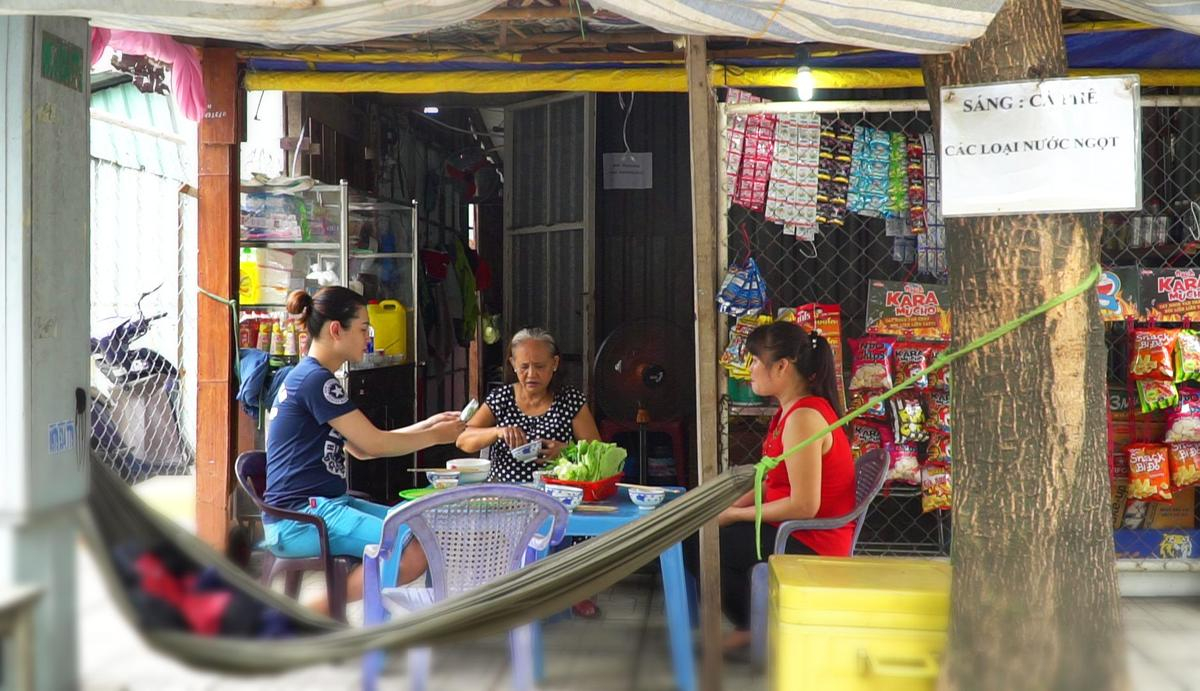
(239, 303, 287, 311)
(241, 240, 340, 250)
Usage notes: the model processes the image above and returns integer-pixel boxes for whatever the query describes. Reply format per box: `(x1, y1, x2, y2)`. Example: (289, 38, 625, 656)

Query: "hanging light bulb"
(793, 46, 815, 101)
(794, 65, 815, 101)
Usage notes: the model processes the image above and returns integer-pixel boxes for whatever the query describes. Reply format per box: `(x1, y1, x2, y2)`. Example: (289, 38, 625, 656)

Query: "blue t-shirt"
(264, 356, 358, 512)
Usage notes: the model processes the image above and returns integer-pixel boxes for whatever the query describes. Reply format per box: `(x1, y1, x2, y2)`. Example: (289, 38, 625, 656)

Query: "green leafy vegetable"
(547, 441, 627, 482)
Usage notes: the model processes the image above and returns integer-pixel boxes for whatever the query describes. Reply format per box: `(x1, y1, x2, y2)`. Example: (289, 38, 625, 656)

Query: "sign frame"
(939, 74, 1142, 217)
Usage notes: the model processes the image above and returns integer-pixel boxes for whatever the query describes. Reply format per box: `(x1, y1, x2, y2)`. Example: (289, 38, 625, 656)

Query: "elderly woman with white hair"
(457, 327, 602, 483)
(457, 326, 605, 618)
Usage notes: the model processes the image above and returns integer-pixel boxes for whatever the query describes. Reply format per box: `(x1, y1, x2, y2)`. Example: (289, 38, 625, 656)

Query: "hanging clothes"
(450, 238, 479, 346)
(765, 112, 821, 239)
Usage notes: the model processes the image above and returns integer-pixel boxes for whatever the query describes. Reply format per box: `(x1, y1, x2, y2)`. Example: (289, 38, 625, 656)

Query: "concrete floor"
(73, 475, 1200, 690)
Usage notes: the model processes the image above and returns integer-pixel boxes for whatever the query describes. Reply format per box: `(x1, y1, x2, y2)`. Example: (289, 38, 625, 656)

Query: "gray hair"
(510, 327, 558, 355)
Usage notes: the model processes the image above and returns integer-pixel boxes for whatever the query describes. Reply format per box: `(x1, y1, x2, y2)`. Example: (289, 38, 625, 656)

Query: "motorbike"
(90, 284, 194, 483)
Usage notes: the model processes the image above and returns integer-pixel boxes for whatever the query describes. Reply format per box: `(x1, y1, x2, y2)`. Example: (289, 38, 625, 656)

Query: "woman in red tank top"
(695, 321, 855, 652)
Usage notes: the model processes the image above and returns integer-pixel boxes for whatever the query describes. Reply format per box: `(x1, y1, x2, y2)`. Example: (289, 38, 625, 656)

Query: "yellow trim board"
(245, 66, 1200, 94)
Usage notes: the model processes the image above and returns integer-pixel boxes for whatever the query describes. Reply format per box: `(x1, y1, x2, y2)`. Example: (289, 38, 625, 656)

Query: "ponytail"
(288, 286, 367, 340)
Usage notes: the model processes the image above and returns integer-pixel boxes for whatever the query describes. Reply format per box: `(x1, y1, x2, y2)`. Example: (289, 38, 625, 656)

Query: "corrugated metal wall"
(593, 92, 696, 392)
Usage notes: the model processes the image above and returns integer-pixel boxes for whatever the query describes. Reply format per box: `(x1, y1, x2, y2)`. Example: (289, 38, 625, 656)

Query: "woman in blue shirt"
(265, 286, 464, 616)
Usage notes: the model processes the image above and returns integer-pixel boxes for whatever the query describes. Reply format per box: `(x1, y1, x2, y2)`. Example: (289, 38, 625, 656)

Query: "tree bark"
(921, 2, 1127, 690)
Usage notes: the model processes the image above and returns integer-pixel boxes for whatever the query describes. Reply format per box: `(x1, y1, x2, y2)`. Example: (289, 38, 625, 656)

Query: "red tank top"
(762, 396, 856, 556)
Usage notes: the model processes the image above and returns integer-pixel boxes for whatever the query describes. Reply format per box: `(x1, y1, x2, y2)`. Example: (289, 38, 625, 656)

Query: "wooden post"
(195, 48, 241, 549)
(685, 35, 723, 690)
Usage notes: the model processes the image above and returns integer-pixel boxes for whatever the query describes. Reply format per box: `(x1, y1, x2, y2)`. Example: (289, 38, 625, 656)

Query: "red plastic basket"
(543, 473, 623, 502)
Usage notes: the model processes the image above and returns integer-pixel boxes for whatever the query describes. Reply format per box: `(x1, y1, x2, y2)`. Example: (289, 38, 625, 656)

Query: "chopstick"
(616, 483, 684, 494)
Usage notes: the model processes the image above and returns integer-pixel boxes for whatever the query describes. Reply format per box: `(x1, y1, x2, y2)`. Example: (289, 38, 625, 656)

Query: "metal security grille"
(90, 162, 197, 485)
(718, 94, 1200, 559)
(718, 99, 947, 556)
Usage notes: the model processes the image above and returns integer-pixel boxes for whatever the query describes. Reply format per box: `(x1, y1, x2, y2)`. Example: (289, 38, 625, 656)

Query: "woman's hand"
(496, 425, 528, 449)
(717, 506, 746, 527)
(428, 416, 467, 444)
(420, 411, 461, 430)
(538, 438, 566, 462)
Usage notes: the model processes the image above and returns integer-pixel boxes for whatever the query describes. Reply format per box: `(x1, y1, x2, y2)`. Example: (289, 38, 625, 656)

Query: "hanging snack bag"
(924, 389, 951, 433)
(1169, 442, 1200, 489)
(1130, 328, 1178, 381)
(1165, 407, 1200, 443)
(849, 337, 897, 391)
(1178, 384, 1200, 413)
(1177, 330, 1200, 383)
(891, 395, 929, 443)
(1138, 379, 1179, 414)
(1125, 443, 1173, 503)
(921, 463, 952, 513)
(850, 420, 893, 459)
(926, 342, 951, 389)
(887, 443, 921, 485)
(849, 389, 889, 421)
(893, 341, 934, 389)
(926, 429, 952, 465)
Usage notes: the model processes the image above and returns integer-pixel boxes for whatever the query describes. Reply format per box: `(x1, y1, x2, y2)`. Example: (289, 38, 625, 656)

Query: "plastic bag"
(717, 257, 768, 316)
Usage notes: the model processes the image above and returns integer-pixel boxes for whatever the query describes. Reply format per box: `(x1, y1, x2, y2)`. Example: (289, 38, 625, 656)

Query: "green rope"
(198, 287, 243, 386)
(751, 263, 1102, 558)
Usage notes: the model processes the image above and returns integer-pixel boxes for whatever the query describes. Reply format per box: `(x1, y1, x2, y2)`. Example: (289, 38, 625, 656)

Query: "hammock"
(83, 454, 755, 674)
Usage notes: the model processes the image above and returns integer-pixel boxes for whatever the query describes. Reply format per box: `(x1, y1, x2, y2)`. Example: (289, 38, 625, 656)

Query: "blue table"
(535, 487, 694, 691)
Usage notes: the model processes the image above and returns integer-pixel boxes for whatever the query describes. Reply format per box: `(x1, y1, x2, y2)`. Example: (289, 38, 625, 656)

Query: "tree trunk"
(921, 2, 1127, 690)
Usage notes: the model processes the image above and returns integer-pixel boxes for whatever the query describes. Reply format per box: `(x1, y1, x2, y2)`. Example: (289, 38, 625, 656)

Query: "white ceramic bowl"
(446, 458, 491, 483)
(531, 469, 552, 489)
(544, 484, 584, 512)
(510, 440, 542, 464)
(629, 487, 666, 510)
(425, 470, 461, 490)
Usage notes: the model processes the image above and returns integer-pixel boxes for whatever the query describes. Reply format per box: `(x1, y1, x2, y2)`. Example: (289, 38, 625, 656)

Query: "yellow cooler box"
(769, 556, 951, 691)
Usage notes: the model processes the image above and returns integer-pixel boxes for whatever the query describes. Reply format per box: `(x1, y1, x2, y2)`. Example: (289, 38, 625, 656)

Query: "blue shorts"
(262, 495, 413, 569)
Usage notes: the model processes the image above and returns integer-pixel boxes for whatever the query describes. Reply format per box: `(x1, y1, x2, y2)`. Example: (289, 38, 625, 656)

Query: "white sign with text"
(602, 152, 653, 189)
(939, 75, 1141, 216)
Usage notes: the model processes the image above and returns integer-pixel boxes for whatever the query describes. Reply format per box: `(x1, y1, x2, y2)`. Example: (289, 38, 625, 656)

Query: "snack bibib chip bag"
(1176, 330, 1200, 383)
(1168, 442, 1200, 489)
(1126, 443, 1173, 503)
(1138, 379, 1179, 414)
(849, 337, 896, 391)
(1130, 328, 1178, 381)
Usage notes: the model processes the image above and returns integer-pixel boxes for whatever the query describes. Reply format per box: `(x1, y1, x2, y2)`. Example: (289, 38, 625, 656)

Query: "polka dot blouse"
(485, 384, 586, 483)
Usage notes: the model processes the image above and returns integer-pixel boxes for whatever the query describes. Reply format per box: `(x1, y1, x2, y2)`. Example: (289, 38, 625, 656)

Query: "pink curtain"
(90, 28, 206, 122)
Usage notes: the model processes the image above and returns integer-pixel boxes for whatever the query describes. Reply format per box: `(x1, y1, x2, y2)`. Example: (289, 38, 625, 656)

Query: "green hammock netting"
(83, 455, 754, 674)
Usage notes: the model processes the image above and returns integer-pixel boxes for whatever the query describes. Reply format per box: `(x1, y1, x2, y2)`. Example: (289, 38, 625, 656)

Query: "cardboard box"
(1146, 486, 1196, 530)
